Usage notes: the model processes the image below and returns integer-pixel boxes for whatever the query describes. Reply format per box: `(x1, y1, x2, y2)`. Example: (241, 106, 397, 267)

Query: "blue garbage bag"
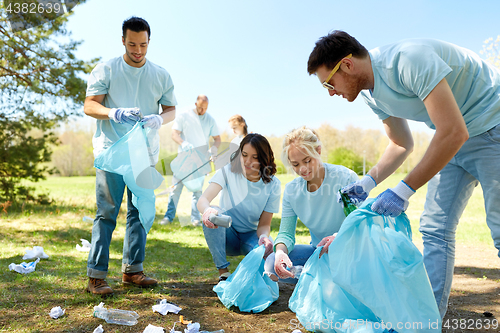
(213, 245, 279, 313)
(94, 123, 164, 234)
(328, 200, 441, 332)
(289, 248, 387, 333)
(170, 145, 212, 192)
(289, 199, 441, 333)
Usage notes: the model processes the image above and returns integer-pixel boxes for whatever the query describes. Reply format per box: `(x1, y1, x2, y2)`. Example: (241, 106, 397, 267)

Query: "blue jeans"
(164, 177, 202, 222)
(87, 169, 146, 279)
(203, 224, 258, 269)
(419, 124, 500, 318)
(264, 244, 316, 284)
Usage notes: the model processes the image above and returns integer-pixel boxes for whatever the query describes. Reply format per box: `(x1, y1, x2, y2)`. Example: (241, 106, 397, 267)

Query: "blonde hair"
(228, 114, 248, 136)
(282, 126, 322, 167)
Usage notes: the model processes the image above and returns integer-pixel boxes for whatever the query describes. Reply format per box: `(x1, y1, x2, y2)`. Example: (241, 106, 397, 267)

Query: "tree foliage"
(0, 2, 98, 203)
(327, 147, 371, 175)
(481, 35, 500, 69)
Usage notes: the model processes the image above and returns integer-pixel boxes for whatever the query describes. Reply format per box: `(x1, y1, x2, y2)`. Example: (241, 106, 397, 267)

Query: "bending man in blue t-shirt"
(307, 30, 500, 317)
(84, 17, 177, 296)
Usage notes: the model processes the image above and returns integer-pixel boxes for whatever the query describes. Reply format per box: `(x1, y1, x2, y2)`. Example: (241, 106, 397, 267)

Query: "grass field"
(0, 172, 492, 332)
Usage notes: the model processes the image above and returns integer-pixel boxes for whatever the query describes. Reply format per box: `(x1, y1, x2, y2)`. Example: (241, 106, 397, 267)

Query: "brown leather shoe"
(86, 278, 114, 296)
(122, 271, 158, 288)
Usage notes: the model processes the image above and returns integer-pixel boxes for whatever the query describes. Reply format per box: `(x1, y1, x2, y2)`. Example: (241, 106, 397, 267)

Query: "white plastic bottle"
(93, 302, 139, 326)
(290, 265, 303, 278)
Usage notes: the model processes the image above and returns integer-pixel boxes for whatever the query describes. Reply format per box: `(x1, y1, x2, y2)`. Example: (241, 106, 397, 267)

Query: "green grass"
(0, 172, 492, 332)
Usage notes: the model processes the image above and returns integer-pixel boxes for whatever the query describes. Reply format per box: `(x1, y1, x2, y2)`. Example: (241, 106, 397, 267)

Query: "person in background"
(228, 114, 248, 147)
(84, 16, 177, 296)
(197, 134, 281, 281)
(264, 126, 358, 283)
(161, 95, 221, 226)
(308, 30, 500, 317)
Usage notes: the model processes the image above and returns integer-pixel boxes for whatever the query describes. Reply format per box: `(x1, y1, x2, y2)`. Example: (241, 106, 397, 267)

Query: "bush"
(275, 159, 288, 174)
(327, 147, 370, 175)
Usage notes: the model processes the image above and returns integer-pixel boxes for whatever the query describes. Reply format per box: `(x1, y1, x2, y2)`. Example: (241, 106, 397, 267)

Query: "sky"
(62, 0, 500, 137)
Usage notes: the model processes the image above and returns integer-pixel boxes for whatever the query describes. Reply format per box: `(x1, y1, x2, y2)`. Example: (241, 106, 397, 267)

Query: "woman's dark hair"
(122, 16, 151, 39)
(230, 133, 276, 184)
(307, 30, 368, 75)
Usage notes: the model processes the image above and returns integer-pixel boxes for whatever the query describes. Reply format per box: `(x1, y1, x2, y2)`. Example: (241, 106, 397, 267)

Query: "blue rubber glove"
(108, 107, 141, 125)
(140, 114, 163, 129)
(339, 175, 377, 205)
(371, 180, 416, 217)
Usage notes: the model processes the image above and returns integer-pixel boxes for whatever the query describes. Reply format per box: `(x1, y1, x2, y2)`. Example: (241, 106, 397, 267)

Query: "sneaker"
(218, 272, 231, 282)
(86, 278, 114, 296)
(159, 217, 171, 225)
(123, 271, 158, 288)
(191, 220, 201, 227)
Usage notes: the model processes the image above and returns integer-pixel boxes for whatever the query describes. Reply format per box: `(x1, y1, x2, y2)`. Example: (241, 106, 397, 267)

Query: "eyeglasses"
(321, 54, 352, 90)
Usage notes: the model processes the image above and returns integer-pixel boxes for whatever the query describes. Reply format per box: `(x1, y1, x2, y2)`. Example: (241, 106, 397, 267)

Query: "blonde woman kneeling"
(265, 126, 359, 283)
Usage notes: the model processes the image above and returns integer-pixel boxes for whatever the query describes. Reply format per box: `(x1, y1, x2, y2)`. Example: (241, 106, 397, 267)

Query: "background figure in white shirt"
(161, 95, 221, 226)
(228, 114, 248, 147)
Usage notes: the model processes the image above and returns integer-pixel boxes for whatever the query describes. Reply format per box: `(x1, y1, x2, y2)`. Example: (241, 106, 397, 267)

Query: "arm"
(171, 129, 184, 146)
(196, 182, 222, 214)
(368, 116, 414, 185)
(256, 211, 273, 239)
(403, 78, 468, 190)
(371, 79, 469, 217)
(257, 211, 274, 258)
(160, 105, 176, 125)
(273, 215, 298, 253)
(84, 95, 110, 120)
(212, 135, 222, 149)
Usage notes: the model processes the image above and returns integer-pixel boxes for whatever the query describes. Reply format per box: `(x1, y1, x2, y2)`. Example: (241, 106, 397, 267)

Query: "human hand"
(317, 233, 337, 258)
(202, 207, 219, 229)
(140, 114, 163, 129)
(258, 234, 274, 259)
(209, 146, 218, 161)
(371, 181, 415, 217)
(274, 249, 294, 279)
(108, 107, 141, 125)
(339, 175, 377, 205)
(181, 141, 194, 152)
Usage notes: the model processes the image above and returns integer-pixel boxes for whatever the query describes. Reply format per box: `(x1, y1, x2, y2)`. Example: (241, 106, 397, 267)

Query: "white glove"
(181, 141, 194, 152)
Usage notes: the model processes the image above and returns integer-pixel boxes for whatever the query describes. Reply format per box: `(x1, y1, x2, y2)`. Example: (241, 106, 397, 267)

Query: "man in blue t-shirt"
(84, 17, 177, 296)
(307, 30, 500, 317)
(161, 94, 221, 226)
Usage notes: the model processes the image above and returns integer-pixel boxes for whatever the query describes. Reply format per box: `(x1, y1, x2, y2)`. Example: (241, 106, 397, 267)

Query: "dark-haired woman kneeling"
(197, 134, 281, 281)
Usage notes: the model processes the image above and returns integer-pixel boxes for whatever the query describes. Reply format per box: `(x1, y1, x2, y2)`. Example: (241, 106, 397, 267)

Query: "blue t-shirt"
(86, 56, 177, 157)
(279, 163, 359, 248)
(210, 164, 281, 233)
(361, 39, 500, 137)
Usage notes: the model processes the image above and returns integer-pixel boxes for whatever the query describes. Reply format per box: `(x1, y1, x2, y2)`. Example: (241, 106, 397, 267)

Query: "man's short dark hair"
(122, 16, 151, 39)
(307, 30, 368, 75)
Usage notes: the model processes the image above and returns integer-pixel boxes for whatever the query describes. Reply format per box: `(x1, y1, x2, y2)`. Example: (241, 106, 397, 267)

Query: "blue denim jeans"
(87, 169, 147, 279)
(419, 124, 500, 318)
(164, 177, 202, 222)
(203, 224, 258, 269)
(264, 244, 316, 284)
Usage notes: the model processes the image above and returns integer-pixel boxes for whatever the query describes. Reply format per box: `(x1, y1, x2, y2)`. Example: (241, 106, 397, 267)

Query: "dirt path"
(435, 242, 500, 333)
(168, 241, 499, 333)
